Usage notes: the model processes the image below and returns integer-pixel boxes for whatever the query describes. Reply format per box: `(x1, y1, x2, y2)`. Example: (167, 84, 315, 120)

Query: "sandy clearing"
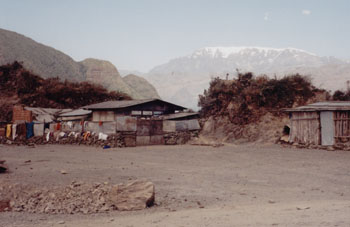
(1, 143, 350, 226)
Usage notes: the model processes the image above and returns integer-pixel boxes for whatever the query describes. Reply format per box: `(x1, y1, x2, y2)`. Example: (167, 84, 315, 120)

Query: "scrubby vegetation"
(0, 61, 130, 121)
(198, 72, 328, 125)
(332, 89, 350, 101)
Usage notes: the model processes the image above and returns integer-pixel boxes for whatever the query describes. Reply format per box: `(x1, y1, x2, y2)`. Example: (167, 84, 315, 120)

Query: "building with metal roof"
(286, 101, 350, 146)
(83, 99, 187, 122)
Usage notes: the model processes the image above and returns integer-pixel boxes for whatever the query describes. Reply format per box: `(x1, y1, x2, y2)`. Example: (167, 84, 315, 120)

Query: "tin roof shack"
(285, 101, 350, 146)
(83, 99, 186, 122)
(163, 112, 200, 132)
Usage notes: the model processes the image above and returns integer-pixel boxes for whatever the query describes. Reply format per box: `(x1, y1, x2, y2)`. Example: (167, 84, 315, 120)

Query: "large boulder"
(108, 180, 155, 211)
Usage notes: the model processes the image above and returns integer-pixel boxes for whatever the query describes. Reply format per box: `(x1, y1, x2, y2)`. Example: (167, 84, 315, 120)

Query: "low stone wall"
(0, 132, 125, 148)
(0, 130, 200, 147)
(164, 130, 199, 145)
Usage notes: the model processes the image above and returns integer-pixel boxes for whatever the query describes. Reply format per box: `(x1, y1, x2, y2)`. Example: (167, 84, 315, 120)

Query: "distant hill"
(123, 74, 160, 99)
(145, 46, 350, 109)
(0, 28, 159, 99)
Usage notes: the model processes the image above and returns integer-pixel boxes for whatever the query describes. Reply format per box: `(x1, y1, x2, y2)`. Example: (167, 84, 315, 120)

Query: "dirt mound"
(0, 180, 154, 214)
(198, 73, 329, 143)
(0, 62, 130, 122)
(201, 113, 290, 144)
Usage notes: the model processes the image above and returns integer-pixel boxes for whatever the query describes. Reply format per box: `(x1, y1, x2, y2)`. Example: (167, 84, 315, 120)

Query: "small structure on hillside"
(285, 101, 350, 146)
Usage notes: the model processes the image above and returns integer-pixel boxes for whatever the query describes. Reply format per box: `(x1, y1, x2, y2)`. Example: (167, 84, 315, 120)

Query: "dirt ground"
(0, 143, 350, 227)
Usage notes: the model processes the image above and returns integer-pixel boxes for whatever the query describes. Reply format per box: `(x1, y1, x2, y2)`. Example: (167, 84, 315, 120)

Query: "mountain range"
(144, 47, 350, 109)
(2, 27, 350, 110)
(0, 28, 159, 100)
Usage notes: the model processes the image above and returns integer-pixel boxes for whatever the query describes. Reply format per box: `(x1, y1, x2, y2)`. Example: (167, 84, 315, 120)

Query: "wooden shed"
(285, 102, 350, 146)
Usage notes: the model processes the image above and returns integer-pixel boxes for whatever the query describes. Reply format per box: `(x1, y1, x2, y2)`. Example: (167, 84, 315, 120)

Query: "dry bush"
(198, 72, 327, 125)
(0, 61, 131, 121)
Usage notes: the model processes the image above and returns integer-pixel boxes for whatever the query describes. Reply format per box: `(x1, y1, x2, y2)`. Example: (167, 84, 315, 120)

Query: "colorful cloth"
(26, 122, 34, 139)
(6, 124, 11, 138)
(12, 124, 17, 140)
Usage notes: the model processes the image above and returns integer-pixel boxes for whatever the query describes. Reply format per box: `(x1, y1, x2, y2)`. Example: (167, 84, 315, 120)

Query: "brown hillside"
(0, 62, 130, 122)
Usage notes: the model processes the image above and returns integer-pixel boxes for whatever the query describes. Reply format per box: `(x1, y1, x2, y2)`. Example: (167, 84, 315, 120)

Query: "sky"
(0, 0, 349, 72)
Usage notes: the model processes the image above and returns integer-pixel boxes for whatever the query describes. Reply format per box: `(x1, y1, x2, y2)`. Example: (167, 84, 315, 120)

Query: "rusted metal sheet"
(175, 121, 188, 131)
(123, 133, 136, 147)
(290, 111, 320, 145)
(137, 119, 151, 136)
(150, 135, 164, 145)
(136, 136, 150, 146)
(116, 116, 137, 132)
(137, 119, 163, 136)
(92, 111, 115, 122)
(85, 122, 117, 134)
(163, 120, 176, 132)
(186, 119, 200, 130)
(150, 120, 163, 135)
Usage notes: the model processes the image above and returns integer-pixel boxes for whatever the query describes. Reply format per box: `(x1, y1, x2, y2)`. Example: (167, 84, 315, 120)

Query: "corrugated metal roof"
(285, 101, 350, 112)
(163, 112, 199, 120)
(83, 99, 186, 110)
(59, 109, 92, 117)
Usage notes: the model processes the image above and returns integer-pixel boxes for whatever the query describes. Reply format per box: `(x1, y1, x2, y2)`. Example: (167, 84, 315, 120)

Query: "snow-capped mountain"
(145, 47, 350, 109)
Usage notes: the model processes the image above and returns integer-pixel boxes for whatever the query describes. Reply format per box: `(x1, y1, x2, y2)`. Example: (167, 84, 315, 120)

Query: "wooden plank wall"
(290, 111, 320, 145)
(334, 111, 350, 139)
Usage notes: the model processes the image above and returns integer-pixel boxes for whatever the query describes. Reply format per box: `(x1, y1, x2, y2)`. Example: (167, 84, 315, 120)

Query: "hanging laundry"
(44, 123, 50, 130)
(67, 121, 73, 129)
(6, 124, 11, 138)
(12, 124, 17, 140)
(98, 132, 108, 140)
(0, 128, 5, 137)
(46, 132, 50, 142)
(99, 121, 103, 126)
(83, 131, 91, 141)
(17, 123, 26, 138)
(33, 123, 44, 136)
(56, 122, 61, 131)
(26, 122, 34, 139)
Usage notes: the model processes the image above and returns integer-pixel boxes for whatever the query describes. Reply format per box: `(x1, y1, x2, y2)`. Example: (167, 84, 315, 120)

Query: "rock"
(60, 170, 68, 174)
(58, 220, 65, 224)
(280, 135, 289, 143)
(0, 160, 8, 173)
(327, 146, 335, 151)
(109, 180, 155, 211)
(0, 200, 11, 212)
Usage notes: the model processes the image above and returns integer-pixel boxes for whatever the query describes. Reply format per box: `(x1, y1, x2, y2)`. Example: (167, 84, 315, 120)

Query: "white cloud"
(264, 12, 269, 21)
(302, 9, 311, 15)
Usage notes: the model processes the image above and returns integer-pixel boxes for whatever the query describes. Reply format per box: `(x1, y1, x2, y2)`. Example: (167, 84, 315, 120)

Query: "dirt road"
(1, 143, 350, 226)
